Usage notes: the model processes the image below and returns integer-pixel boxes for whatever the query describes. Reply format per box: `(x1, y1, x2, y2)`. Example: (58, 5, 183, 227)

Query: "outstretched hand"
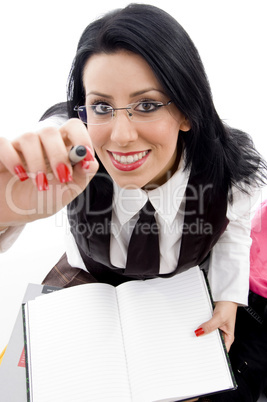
(195, 301, 238, 351)
(0, 118, 99, 227)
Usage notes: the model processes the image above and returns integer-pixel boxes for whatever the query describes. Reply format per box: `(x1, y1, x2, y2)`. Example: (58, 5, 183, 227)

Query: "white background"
(0, 0, 266, 351)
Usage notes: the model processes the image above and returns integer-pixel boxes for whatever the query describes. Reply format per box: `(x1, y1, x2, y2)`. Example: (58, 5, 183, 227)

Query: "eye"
(90, 103, 113, 115)
(134, 101, 163, 113)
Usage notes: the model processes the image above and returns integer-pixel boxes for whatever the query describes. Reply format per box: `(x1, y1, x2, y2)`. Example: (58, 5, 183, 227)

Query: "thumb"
(73, 157, 99, 178)
(194, 312, 221, 337)
(72, 147, 99, 188)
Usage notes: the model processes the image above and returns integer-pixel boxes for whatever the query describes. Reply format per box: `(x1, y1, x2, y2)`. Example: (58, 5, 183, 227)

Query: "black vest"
(67, 170, 229, 286)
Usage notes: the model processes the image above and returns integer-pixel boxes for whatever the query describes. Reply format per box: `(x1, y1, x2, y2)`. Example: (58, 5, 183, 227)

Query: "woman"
(0, 4, 266, 400)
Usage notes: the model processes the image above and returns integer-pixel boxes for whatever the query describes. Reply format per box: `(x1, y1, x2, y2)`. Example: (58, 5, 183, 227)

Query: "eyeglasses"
(74, 100, 172, 125)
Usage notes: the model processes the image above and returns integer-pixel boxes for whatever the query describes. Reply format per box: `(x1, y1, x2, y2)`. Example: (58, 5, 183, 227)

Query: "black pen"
(68, 145, 87, 165)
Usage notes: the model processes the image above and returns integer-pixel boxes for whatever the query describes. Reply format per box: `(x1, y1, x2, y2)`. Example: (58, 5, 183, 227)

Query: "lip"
(107, 150, 150, 171)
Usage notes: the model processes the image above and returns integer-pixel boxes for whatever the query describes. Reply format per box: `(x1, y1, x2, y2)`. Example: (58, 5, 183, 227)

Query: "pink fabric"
(250, 199, 267, 297)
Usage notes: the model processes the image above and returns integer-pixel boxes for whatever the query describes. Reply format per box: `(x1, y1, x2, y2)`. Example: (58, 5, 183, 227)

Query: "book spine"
(22, 304, 31, 402)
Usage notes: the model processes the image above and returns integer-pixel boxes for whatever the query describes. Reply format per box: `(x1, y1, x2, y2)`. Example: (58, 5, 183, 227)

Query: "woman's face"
(82, 51, 190, 189)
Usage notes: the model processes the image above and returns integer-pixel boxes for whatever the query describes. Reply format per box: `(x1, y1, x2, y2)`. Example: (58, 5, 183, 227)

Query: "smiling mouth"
(111, 151, 149, 164)
(108, 150, 150, 171)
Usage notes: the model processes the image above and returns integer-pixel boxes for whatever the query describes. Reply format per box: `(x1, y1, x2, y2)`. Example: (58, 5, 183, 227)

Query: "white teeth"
(112, 151, 148, 164)
(126, 155, 134, 163)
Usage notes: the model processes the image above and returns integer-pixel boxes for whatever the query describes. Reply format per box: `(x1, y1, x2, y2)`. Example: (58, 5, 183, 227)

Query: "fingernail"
(195, 328, 205, 337)
(81, 160, 90, 170)
(56, 163, 73, 183)
(35, 172, 49, 191)
(84, 146, 94, 162)
(14, 165, 28, 182)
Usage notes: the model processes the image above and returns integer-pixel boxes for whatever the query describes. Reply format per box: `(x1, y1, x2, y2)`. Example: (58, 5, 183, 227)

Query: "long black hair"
(41, 3, 266, 199)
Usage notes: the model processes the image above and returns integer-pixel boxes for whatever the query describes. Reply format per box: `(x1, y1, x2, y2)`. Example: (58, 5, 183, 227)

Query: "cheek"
(88, 128, 108, 151)
(144, 120, 180, 147)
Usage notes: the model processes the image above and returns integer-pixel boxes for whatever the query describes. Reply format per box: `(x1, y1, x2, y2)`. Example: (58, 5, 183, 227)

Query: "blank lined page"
(116, 267, 234, 402)
(25, 283, 131, 402)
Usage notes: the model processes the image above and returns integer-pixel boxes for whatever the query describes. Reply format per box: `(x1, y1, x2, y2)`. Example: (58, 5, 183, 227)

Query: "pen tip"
(75, 145, 87, 157)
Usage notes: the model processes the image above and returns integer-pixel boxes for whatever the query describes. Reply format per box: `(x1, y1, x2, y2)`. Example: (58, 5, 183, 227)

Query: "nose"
(110, 112, 138, 146)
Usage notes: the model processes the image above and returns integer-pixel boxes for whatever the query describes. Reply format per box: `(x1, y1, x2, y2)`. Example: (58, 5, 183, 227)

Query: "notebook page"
(116, 266, 234, 402)
(25, 283, 131, 402)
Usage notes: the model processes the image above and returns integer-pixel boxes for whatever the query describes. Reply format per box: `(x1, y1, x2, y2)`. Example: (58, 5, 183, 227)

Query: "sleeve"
(36, 115, 68, 130)
(65, 229, 88, 272)
(0, 225, 25, 252)
(207, 186, 261, 305)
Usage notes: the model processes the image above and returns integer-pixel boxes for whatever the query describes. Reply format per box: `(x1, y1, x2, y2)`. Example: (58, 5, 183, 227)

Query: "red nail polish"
(84, 146, 94, 162)
(14, 165, 28, 182)
(56, 163, 73, 183)
(35, 172, 49, 191)
(195, 328, 205, 337)
(82, 160, 90, 170)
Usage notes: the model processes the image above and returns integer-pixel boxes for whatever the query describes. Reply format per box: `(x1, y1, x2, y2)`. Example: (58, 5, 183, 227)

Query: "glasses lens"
(87, 104, 113, 125)
(130, 101, 170, 123)
(77, 106, 87, 123)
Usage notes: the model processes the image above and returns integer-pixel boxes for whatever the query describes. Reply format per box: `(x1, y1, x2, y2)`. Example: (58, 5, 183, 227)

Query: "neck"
(143, 138, 183, 191)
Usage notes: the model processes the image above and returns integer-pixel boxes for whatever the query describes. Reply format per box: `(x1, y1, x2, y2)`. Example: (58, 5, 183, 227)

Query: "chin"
(110, 174, 149, 190)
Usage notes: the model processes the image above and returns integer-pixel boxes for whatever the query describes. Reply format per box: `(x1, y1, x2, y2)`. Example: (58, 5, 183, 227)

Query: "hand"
(195, 301, 238, 351)
(0, 118, 99, 226)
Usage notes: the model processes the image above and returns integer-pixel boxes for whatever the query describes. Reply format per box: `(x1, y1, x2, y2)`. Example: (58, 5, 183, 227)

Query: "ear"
(180, 117, 191, 132)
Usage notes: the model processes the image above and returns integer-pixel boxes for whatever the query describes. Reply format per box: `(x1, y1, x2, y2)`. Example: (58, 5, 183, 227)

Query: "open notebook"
(23, 266, 236, 402)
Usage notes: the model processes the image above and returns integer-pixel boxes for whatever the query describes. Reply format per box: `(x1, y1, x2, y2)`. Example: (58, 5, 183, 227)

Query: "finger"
(0, 137, 29, 181)
(223, 332, 235, 352)
(195, 312, 222, 337)
(59, 118, 94, 152)
(39, 126, 73, 184)
(71, 155, 99, 180)
(13, 132, 49, 191)
(59, 118, 97, 175)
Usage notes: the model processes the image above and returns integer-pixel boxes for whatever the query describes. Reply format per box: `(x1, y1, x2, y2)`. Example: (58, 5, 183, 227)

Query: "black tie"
(125, 200, 160, 276)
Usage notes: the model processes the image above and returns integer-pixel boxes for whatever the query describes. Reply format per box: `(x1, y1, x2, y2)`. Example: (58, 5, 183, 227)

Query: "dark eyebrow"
(86, 91, 113, 99)
(130, 88, 165, 97)
(86, 88, 165, 98)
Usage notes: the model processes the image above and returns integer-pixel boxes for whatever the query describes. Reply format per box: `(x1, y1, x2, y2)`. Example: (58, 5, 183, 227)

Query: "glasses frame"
(74, 100, 173, 125)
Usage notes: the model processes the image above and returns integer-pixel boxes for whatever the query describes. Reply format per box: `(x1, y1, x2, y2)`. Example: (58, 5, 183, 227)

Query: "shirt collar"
(148, 156, 189, 225)
(113, 184, 148, 226)
(113, 155, 190, 226)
